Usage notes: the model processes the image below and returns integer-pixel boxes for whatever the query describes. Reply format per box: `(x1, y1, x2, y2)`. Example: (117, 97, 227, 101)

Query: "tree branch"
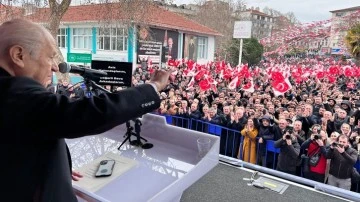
(59, 0, 72, 16)
(48, 0, 59, 10)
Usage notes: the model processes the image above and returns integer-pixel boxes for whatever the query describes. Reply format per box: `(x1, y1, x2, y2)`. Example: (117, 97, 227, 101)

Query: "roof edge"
(329, 6, 360, 13)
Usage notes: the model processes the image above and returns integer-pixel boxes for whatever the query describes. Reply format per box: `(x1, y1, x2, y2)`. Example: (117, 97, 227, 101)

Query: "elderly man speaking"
(0, 19, 171, 202)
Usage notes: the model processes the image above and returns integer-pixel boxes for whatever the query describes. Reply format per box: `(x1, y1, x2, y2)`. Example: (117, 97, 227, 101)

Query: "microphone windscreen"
(58, 62, 70, 73)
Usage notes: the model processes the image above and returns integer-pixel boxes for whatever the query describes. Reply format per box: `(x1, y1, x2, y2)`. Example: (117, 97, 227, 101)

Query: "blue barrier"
(208, 124, 222, 136)
(264, 140, 280, 169)
(165, 115, 173, 124)
(355, 158, 360, 172)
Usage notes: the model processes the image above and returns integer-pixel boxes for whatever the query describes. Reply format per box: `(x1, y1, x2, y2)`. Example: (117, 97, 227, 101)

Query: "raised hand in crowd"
(330, 113, 335, 122)
(230, 112, 239, 123)
(335, 144, 345, 153)
(321, 117, 327, 126)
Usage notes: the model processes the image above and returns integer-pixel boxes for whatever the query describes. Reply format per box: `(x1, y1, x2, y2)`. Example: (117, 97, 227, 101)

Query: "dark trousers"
(304, 171, 325, 183)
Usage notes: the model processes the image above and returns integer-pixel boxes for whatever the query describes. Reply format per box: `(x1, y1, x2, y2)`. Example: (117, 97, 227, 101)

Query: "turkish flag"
(344, 67, 353, 77)
(187, 60, 195, 70)
(272, 78, 292, 97)
(228, 76, 239, 90)
(199, 79, 211, 91)
(271, 71, 285, 82)
(328, 76, 336, 83)
(295, 78, 302, 84)
(316, 72, 325, 79)
(195, 70, 205, 81)
(223, 69, 233, 80)
(167, 59, 178, 67)
(328, 66, 339, 75)
(242, 80, 254, 93)
(186, 76, 195, 90)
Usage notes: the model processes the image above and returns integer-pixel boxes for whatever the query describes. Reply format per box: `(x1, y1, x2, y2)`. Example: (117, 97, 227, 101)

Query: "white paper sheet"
(73, 152, 138, 192)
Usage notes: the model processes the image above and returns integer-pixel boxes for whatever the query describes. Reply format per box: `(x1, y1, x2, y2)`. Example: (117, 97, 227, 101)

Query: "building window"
(97, 27, 128, 51)
(197, 37, 208, 59)
(57, 28, 67, 48)
(335, 12, 344, 17)
(72, 28, 92, 49)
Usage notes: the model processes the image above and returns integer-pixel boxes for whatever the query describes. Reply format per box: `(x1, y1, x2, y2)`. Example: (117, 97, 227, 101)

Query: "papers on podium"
(73, 152, 138, 192)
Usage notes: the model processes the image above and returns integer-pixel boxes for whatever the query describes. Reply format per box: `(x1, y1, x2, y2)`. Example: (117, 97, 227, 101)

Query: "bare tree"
(262, 6, 282, 17)
(284, 12, 300, 24)
(188, 0, 246, 60)
(48, 0, 71, 40)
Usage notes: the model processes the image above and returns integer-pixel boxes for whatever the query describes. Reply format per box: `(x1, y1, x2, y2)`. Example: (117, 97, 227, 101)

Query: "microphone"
(58, 62, 107, 78)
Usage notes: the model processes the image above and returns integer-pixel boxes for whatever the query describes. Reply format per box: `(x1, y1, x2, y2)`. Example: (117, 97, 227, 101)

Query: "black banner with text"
(91, 60, 132, 87)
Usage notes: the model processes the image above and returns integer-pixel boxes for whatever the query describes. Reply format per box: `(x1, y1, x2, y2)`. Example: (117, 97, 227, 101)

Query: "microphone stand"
(77, 77, 153, 150)
(118, 117, 153, 150)
(130, 118, 153, 149)
(83, 77, 112, 97)
(117, 121, 136, 150)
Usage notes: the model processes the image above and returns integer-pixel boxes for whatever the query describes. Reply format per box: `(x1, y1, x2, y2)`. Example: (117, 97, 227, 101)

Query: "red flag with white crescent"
(228, 76, 238, 90)
(272, 78, 292, 97)
(242, 79, 254, 93)
(186, 76, 195, 90)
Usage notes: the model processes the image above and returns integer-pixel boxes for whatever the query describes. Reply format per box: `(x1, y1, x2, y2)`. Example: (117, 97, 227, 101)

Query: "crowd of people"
(55, 55, 360, 193)
(154, 56, 360, 192)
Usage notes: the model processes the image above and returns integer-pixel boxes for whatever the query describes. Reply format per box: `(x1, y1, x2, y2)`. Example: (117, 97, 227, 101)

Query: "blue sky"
(174, 0, 358, 22)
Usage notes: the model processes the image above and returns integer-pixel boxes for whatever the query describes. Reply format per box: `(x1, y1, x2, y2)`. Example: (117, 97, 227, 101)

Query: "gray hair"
(0, 18, 50, 59)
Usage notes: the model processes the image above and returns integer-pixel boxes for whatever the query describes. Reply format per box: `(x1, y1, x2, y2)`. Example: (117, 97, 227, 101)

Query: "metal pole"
(238, 38, 243, 66)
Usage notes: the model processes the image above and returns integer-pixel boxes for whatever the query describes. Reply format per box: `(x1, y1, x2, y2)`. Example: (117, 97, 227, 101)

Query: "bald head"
(0, 19, 53, 60)
(0, 18, 58, 87)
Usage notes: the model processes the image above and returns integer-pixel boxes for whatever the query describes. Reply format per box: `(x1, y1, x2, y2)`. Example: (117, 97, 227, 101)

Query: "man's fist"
(150, 69, 173, 92)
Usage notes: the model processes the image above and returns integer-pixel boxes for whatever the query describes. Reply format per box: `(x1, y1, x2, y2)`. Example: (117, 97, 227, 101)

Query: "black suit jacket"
(0, 68, 160, 202)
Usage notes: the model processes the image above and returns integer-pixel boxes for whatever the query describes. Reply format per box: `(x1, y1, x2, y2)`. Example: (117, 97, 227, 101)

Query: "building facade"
(329, 6, 360, 55)
(21, 3, 220, 69)
(238, 8, 274, 40)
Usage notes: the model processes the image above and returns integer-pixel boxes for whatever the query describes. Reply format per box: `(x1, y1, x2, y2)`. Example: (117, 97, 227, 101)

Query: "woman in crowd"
(239, 118, 259, 164)
(257, 115, 276, 167)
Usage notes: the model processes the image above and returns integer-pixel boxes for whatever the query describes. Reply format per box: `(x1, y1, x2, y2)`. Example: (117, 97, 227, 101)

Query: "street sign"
(331, 48, 341, 54)
(233, 21, 252, 39)
(67, 53, 92, 63)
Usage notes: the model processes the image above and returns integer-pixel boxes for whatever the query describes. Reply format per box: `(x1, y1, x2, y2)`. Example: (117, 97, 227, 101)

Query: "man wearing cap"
(326, 98, 336, 113)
